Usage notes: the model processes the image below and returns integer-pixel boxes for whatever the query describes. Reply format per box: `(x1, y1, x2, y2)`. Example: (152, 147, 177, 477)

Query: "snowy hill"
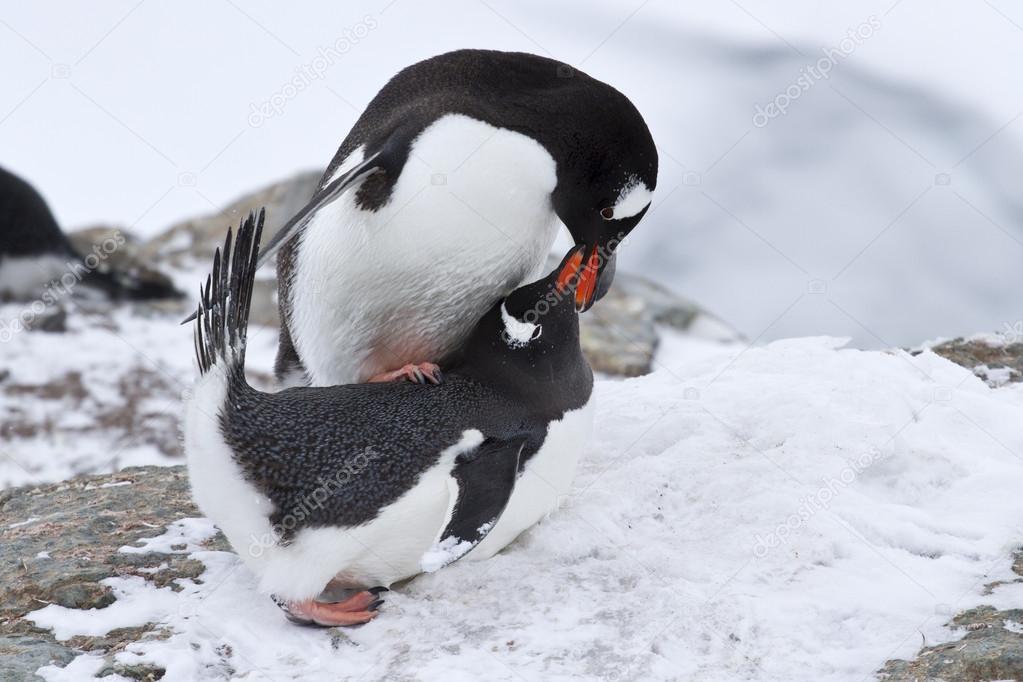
(5, 332, 1022, 680)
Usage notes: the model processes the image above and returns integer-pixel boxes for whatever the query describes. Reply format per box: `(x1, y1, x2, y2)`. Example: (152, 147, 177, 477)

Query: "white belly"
(468, 396, 596, 560)
(289, 113, 560, 386)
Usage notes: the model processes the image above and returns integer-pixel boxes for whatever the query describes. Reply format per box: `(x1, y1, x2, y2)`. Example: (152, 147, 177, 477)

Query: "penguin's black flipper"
(254, 151, 382, 269)
(420, 437, 526, 573)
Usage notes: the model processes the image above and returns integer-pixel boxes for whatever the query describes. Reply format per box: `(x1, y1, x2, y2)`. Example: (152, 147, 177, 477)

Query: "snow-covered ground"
(17, 327, 1023, 680)
(2, 1, 1023, 346)
(0, 298, 279, 487)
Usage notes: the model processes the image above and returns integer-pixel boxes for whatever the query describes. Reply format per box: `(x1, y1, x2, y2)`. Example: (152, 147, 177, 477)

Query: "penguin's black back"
(222, 365, 590, 538)
(321, 49, 652, 211)
(0, 166, 75, 258)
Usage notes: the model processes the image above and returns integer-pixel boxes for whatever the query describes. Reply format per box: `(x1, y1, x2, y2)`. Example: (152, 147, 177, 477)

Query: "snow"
(118, 518, 220, 555)
(36, 655, 115, 682)
(23, 331, 1023, 680)
(1004, 619, 1023, 634)
(421, 521, 495, 573)
(0, 299, 279, 486)
(419, 535, 474, 574)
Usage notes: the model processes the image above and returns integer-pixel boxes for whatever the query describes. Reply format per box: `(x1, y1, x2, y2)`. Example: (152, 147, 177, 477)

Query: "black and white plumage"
(184, 211, 594, 620)
(0, 166, 181, 301)
(268, 49, 658, 387)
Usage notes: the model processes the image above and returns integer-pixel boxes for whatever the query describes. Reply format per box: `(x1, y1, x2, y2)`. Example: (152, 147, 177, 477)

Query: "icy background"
(2, 0, 1022, 347)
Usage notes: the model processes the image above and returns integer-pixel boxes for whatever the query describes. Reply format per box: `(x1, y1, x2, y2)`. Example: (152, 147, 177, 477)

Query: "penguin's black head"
(496, 245, 587, 355)
(549, 92, 658, 313)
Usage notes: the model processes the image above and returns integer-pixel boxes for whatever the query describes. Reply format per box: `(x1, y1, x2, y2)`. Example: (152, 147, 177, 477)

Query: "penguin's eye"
(531, 325, 543, 341)
(600, 207, 614, 220)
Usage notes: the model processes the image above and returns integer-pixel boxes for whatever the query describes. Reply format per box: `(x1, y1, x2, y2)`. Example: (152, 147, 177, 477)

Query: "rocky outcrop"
(0, 466, 219, 680)
(924, 336, 1023, 386)
(141, 170, 321, 269)
(880, 598, 1023, 681)
(67, 227, 181, 304)
(577, 266, 741, 376)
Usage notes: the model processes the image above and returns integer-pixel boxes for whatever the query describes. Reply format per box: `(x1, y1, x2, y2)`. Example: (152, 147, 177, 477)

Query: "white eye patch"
(501, 303, 541, 348)
(610, 176, 653, 219)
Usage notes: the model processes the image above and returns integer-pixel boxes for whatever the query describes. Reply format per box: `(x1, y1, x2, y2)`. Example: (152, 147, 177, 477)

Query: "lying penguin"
(0, 165, 181, 301)
(184, 210, 594, 626)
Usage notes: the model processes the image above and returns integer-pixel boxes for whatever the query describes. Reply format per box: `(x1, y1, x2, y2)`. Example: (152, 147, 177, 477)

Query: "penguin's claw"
(367, 362, 443, 385)
(278, 590, 383, 627)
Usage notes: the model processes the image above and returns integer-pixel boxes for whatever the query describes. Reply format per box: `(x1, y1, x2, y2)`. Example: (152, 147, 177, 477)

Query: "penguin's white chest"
(289, 114, 560, 386)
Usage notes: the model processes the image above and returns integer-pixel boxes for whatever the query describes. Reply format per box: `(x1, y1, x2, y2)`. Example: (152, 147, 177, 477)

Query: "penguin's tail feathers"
(194, 209, 264, 377)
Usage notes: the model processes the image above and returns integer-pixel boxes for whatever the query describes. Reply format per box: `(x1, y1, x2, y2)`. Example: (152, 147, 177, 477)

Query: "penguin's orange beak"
(555, 245, 600, 311)
(574, 246, 600, 312)
(556, 248, 584, 295)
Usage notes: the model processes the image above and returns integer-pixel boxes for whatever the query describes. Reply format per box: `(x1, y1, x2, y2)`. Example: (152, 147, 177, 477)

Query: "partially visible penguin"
(266, 48, 657, 388)
(0, 166, 181, 301)
(184, 210, 593, 626)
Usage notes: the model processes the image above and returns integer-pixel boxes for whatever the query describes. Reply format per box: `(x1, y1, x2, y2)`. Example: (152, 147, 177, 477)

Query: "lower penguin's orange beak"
(574, 247, 600, 312)
(556, 249, 584, 295)
(555, 246, 600, 312)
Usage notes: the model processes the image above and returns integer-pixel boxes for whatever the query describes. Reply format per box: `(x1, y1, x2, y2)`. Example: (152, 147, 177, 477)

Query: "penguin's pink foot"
(278, 589, 385, 627)
(367, 362, 443, 385)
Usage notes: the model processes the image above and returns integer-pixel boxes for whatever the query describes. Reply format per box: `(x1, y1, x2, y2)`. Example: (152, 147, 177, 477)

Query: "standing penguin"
(185, 210, 593, 626)
(0, 166, 181, 301)
(267, 49, 657, 387)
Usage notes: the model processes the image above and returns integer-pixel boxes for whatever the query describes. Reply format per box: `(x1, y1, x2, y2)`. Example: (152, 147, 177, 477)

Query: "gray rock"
(567, 256, 742, 377)
(879, 605, 1023, 681)
(142, 170, 321, 268)
(878, 550, 1023, 680)
(921, 336, 1023, 386)
(0, 466, 221, 680)
(67, 226, 182, 303)
(22, 306, 66, 334)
